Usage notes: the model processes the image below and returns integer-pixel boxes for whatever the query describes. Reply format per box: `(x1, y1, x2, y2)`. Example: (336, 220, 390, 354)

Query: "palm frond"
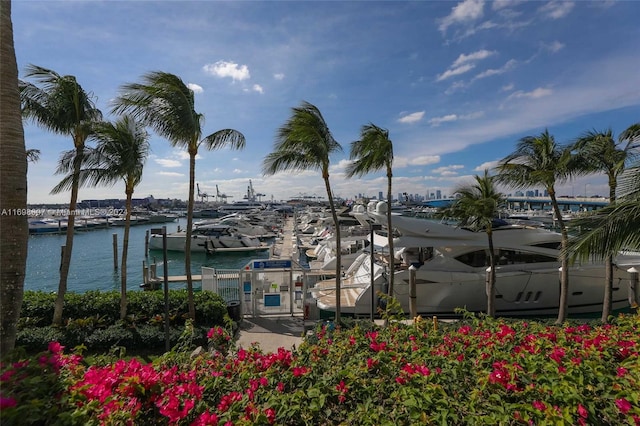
(112, 71, 199, 147)
(345, 123, 393, 178)
(200, 129, 246, 151)
(566, 200, 640, 261)
(264, 101, 342, 177)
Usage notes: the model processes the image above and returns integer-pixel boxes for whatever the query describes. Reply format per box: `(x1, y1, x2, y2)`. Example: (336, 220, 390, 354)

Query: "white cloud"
(438, 0, 485, 33)
(158, 171, 184, 177)
(273, 73, 285, 80)
(452, 49, 496, 67)
(429, 114, 458, 126)
(543, 40, 565, 53)
(501, 83, 515, 92)
(433, 165, 464, 175)
(474, 59, 517, 79)
(203, 60, 251, 81)
(397, 111, 425, 124)
(437, 63, 476, 81)
(394, 155, 440, 168)
(473, 160, 500, 172)
(187, 83, 203, 94)
(429, 111, 483, 127)
(155, 158, 182, 168)
(538, 1, 574, 19)
(507, 87, 553, 100)
(252, 84, 264, 94)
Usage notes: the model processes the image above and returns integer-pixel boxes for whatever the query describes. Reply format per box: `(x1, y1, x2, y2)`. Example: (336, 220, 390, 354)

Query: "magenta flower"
(616, 398, 632, 414)
(532, 400, 546, 411)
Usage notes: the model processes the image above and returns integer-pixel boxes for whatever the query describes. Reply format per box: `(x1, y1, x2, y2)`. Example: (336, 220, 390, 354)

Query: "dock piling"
(112, 233, 118, 270)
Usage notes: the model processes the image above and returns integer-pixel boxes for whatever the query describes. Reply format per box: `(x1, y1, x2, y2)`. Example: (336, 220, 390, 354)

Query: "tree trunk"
(386, 167, 394, 301)
(486, 230, 496, 317)
(53, 144, 83, 325)
(184, 150, 196, 320)
(324, 176, 341, 324)
(0, 0, 29, 354)
(120, 188, 133, 320)
(601, 177, 617, 322)
(549, 190, 569, 324)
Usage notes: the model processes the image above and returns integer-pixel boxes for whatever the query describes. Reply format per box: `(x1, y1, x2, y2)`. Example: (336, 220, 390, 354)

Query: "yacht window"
(497, 249, 556, 264)
(455, 250, 488, 267)
(531, 242, 562, 250)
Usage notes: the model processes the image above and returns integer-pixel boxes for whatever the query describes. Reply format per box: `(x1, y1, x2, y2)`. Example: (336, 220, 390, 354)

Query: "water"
(25, 219, 269, 293)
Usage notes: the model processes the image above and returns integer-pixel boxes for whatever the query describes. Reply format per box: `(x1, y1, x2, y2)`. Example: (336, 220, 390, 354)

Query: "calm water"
(25, 219, 269, 293)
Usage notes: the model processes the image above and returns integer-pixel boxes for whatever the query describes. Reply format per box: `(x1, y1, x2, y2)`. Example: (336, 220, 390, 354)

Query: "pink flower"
(616, 398, 632, 414)
(532, 400, 546, 411)
(577, 404, 588, 419)
(0, 396, 17, 409)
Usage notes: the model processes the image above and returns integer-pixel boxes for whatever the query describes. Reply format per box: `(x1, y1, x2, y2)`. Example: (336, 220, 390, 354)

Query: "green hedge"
(16, 290, 229, 353)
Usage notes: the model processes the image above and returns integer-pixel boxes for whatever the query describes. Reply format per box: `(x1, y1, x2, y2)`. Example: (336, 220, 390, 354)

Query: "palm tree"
(571, 123, 639, 321)
(496, 130, 575, 323)
(263, 101, 344, 322)
(440, 170, 504, 317)
(20, 65, 102, 326)
(1, 0, 29, 353)
(54, 116, 150, 320)
(26, 148, 40, 163)
(345, 123, 395, 311)
(112, 72, 245, 320)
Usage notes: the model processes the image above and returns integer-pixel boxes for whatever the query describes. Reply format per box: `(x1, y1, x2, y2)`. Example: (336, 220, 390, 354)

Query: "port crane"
(245, 180, 265, 202)
(196, 183, 210, 203)
(216, 185, 232, 203)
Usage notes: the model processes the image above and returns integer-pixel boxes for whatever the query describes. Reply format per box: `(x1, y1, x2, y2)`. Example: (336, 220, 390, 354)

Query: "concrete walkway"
(235, 315, 309, 353)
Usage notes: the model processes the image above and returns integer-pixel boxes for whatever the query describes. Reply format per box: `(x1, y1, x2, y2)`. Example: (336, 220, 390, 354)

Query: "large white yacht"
(306, 201, 635, 318)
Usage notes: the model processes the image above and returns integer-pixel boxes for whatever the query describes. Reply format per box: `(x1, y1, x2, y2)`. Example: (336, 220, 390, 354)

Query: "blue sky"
(13, 0, 640, 205)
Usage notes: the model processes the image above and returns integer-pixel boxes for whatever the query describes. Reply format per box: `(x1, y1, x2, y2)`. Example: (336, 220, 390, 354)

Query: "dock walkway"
(270, 216, 296, 260)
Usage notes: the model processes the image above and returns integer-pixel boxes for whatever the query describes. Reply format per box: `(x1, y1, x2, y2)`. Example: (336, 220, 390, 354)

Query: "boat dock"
(141, 215, 297, 289)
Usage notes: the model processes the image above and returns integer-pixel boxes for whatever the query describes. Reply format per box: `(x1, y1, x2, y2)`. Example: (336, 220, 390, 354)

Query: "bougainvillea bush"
(2, 313, 638, 425)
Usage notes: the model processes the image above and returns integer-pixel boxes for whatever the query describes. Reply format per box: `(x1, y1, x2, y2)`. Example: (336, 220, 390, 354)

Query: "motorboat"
(28, 217, 69, 234)
(306, 201, 633, 319)
(148, 223, 270, 253)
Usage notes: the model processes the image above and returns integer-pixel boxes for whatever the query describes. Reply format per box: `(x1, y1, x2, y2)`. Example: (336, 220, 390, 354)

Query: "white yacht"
(149, 223, 269, 253)
(306, 201, 634, 318)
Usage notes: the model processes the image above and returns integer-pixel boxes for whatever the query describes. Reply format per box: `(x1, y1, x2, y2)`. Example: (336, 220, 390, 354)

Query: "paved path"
(235, 315, 309, 353)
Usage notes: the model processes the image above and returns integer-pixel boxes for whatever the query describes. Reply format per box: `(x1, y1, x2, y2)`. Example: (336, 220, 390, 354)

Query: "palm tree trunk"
(0, 0, 29, 353)
(53, 145, 83, 325)
(120, 189, 133, 320)
(324, 177, 341, 324)
(386, 167, 394, 302)
(602, 180, 616, 322)
(549, 191, 569, 324)
(185, 151, 196, 320)
(486, 230, 496, 317)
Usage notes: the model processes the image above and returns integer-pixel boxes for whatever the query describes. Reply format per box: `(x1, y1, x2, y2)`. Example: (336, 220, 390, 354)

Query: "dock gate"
(201, 258, 310, 318)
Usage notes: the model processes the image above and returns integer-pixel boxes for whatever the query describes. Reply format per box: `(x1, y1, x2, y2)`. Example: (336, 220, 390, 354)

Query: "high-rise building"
(436, 190, 441, 199)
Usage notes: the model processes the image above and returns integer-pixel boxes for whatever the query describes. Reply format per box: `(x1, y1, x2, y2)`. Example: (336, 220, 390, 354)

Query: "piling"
(112, 233, 118, 270)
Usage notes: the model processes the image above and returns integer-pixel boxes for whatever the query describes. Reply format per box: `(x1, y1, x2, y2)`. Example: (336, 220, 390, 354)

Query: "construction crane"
(196, 183, 209, 203)
(245, 179, 266, 202)
(216, 185, 232, 203)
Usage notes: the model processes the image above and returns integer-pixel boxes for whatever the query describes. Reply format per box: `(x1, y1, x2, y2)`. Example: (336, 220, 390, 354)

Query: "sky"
(12, 0, 640, 206)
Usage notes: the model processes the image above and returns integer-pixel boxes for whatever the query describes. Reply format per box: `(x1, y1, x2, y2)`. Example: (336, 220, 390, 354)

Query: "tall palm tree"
(496, 130, 575, 323)
(571, 123, 639, 321)
(112, 72, 245, 320)
(345, 123, 395, 310)
(263, 101, 344, 322)
(20, 65, 102, 326)
(440, 170, 504, 317)
(54, 116, 150, 320)
(1, 0, 29, 353)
